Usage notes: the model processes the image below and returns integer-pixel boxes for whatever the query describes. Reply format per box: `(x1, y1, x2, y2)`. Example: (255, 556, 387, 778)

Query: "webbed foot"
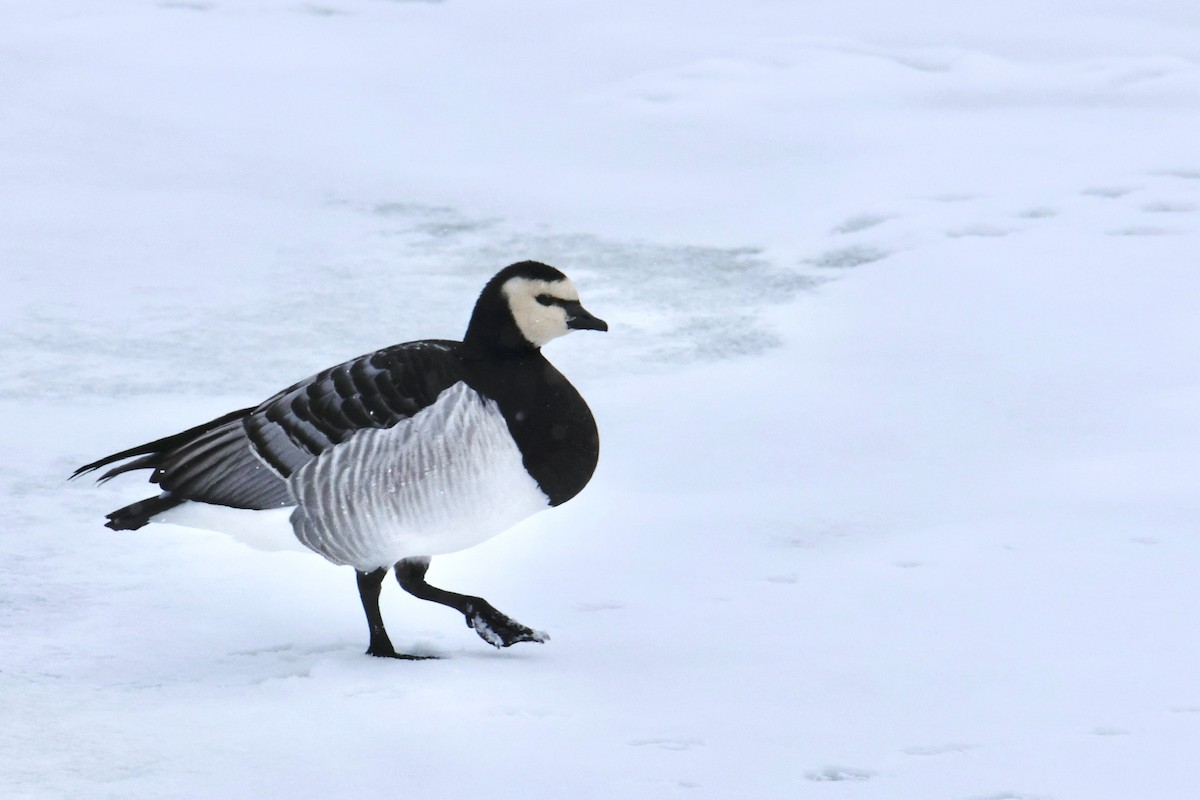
(366, 642, 438, 660)
(464, 600, 549, 648)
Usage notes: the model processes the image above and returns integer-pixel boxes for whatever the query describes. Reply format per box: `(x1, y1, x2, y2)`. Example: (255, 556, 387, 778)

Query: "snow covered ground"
(3, 1, 1199, 797)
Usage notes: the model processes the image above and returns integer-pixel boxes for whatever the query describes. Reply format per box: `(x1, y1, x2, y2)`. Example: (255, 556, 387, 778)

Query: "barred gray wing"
(243, 340, 465, 478)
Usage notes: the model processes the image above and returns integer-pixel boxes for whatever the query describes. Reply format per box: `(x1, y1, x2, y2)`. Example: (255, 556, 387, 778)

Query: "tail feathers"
(96, 454, 159, 484)
(105, 494, 186, 531)
(71, 407, 254, 482)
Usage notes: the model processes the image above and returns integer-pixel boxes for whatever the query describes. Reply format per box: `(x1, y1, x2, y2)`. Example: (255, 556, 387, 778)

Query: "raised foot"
(465, 600, 549, 648)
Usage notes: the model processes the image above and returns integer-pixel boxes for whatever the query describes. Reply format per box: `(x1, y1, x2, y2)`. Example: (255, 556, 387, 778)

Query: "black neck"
(463, 293, 537, 357)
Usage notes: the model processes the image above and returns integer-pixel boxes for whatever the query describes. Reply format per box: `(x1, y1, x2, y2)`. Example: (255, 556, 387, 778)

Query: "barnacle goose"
(73, 261, 607, 658)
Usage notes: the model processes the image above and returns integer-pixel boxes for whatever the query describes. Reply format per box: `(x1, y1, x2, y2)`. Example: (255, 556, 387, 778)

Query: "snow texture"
(2, 1, 1199, 799)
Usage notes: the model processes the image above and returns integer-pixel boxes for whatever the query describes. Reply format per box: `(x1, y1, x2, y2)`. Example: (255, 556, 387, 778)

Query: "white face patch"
(502, 276, 581, 347)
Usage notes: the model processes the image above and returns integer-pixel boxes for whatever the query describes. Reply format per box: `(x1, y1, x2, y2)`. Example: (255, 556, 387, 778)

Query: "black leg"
(355, 568, 434, 660)
(394, 557, 548, 649)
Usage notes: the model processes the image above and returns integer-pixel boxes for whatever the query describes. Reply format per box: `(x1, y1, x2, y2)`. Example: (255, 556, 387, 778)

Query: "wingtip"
(68, 465, 94, 482)
(71, 452, 117, 482)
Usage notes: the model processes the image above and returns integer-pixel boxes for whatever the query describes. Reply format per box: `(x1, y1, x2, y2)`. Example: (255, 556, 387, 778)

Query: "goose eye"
(535, 294, 556, 307)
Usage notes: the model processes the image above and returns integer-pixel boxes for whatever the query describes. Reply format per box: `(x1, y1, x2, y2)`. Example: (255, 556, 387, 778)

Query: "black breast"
(463, 353, 600, 507)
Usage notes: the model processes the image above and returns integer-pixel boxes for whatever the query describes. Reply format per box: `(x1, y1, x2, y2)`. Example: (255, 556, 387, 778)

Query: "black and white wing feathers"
(74, 340, 468, 529)
(244, 341, 465, 478)
(71, 407, 290, 509)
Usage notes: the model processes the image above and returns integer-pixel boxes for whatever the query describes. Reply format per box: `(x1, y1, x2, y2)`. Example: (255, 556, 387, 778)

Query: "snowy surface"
(3, 1, 1199, 798)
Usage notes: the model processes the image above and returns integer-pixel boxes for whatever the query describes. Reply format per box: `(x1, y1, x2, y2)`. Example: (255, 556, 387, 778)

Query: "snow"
(3, 1, 1199, 798)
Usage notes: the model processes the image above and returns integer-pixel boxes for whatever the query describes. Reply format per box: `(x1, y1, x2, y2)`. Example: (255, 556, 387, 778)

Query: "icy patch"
(1090, 726, 1130, 736)
(1083, 186, 1136, 198)
(646, 313, 784, 364)
(371, 201, 500, 238)
(629, 738, 704, 751)
(805, 765, 875, 782)
(612, 40, 1200, 115)
(1153, 168, 1200, 180)
(831, 213, 891, 234)
(1, 203, 814, 400)
(300, 4, 351, 16)
(947, 224, 1014, 238)
(1141, 201, 1195, 213)
(1108, 225, 1178, 236)
(807, 244, 890, 269)
(1016, 207, 1057, 219)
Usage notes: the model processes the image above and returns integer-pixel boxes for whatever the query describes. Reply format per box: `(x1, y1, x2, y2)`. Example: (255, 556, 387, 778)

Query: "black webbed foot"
(464, 599, 549, 648)
(366, 641, 438, 660)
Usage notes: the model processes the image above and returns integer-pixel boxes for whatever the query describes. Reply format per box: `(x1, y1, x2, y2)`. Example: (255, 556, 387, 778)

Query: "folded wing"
(75, 340, 467, 529)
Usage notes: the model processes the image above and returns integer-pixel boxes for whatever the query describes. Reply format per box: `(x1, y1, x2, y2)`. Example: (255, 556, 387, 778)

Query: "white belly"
(151, 502, 307, 554)
(286, 382, 550, 570)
